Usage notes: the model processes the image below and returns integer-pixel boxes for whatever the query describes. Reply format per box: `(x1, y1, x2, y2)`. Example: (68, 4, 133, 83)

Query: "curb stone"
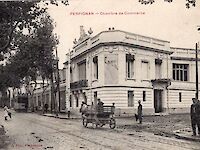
(173, 128, 200, 142)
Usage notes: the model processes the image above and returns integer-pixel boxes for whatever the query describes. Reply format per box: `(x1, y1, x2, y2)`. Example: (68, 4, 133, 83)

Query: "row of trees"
(0, 1, 68, 107)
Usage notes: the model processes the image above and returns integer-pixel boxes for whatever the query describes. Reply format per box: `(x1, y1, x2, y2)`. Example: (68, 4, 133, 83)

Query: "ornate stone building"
(64, 26, 198, 116)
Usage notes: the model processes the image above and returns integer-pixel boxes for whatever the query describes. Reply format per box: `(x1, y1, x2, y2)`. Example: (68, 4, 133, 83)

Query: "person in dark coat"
(191, 98, 198, 136)
(195, 99, 200, 136)
(44, 104, 49, 113)
(80, 101, 88, 115)
(97, 98, 104, 113)
(137, 100, 143, 124)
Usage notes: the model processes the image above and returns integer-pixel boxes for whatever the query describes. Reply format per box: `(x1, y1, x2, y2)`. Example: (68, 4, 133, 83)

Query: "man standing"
(195, 99, 200, 136)
(97, 98, 104, 113)
(44, 103, 49, 113)
(191, 98, 198, 136)
(80, 101, 88, 115)
(137, 100, 143, 124)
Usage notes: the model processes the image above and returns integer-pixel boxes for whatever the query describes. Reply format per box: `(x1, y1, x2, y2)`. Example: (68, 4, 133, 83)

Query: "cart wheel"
(83, 118, 88, 127)
(109, 118, 116, 129)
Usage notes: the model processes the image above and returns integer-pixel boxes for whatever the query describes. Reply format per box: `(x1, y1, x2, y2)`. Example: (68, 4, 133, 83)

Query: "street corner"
(173, 128, 200, 142)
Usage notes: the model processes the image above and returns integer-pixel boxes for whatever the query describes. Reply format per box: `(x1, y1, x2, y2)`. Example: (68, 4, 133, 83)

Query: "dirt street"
(117, 114, 192, 136)
(0, 110, 200, 150)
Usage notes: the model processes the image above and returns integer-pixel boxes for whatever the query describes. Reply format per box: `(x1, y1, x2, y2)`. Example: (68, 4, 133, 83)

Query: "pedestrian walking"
(190, 98, 199, 136)
(137, 100, 143, 124)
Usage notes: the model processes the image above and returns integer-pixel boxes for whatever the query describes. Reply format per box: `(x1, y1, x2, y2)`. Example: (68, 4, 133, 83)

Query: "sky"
(47, 0, 200, 68)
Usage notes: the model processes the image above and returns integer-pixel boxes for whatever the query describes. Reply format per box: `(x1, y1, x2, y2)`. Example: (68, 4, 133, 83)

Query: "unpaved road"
(0, 111, 200, 150)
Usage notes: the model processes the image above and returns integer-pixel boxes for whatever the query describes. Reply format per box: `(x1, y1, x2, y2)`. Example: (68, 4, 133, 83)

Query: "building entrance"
(154, 89, 163, 113)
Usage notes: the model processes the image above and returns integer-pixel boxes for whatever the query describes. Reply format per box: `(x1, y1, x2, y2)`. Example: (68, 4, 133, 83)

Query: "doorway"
(154, 89, 163, 113)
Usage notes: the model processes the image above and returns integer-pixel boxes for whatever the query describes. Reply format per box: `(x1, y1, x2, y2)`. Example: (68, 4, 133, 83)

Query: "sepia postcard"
(0, 0, 200, 150)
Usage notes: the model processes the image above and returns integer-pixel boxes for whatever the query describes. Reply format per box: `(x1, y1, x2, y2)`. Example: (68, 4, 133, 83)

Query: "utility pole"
(196, 43, 199, 99)
(66, 50, 71, 117)
(50, 72, 54, 113)
(55, 48, 60, 115)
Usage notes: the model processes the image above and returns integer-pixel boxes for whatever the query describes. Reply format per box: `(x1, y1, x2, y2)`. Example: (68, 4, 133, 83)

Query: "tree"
(0, 1, 68, 107)
(0, 12, 58, 110)
(0, 0, 68, 61)
(7, 13, 58, 87)
(0, 1, 42, 58)
(0, 0, 68, 88)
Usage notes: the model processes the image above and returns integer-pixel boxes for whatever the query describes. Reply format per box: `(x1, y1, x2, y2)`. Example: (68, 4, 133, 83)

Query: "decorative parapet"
(70, 29, 171, 59)
(170, 47, 200, 60)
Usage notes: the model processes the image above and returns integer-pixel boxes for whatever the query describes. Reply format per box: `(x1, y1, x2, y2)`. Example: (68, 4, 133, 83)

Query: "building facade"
(63, 27, 200, 116)
(31, 69, 66, 112)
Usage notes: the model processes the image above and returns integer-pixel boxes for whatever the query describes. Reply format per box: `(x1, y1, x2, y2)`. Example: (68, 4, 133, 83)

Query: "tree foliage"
(5, 14, 58, 89)
(0, 1, 42, 57)
(0, 0, 68, 60)
(0, 1, 61, 93)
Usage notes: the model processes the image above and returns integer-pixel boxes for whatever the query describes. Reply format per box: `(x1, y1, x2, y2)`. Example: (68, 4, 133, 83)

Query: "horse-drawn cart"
(82, 105, 116, 129)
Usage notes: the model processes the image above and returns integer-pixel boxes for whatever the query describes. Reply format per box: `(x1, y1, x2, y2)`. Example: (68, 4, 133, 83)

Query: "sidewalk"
(173, 128, 200, 142)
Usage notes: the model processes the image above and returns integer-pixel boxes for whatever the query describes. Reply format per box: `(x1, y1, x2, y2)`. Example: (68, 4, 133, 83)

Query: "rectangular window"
(33, 96, 37, 106)
(70, 67, 73, 82)
(69, 95, 72, 107)
(143, 91, 146, 102)
(38, 95, 41, 106)
(46, 94, 49, 105)
(179, 92, 182, 102)
(93, 56, 98, 79)
(75, 94, 79, 107)
(128, 91, 134, 107)
(155, 59, 162, 79)
(62, 68, 66, 81)
(94, 91, 97, 100)
(173, 64, 189, 81)
(94, 91, 98, 105)
(78, 60, 86, 80)
(142, 61, 149, 80)
(83, 92, 87, 104)
(126, 54, 134, 78)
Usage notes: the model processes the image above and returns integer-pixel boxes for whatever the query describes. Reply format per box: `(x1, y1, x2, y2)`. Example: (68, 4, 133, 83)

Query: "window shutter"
(93, 56, 98, 63)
